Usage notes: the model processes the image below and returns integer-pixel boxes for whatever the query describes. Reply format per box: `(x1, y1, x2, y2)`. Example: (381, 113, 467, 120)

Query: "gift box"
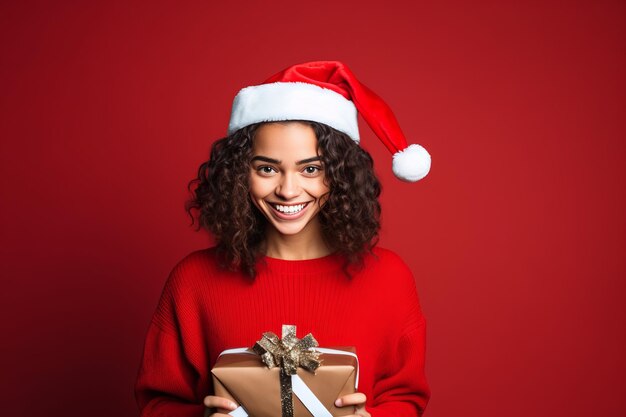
(210, 325, 358, 417)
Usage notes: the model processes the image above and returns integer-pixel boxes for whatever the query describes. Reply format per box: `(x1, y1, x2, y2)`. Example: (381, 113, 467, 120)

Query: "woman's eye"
(257, 166, 277, 175)
(303, 166, 322, 175)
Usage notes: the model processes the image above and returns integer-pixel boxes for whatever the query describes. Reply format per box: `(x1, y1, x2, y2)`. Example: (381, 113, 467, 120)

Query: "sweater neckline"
(258, 251, 345, 274)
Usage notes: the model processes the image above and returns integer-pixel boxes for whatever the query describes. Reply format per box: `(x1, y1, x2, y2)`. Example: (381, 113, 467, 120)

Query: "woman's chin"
(268, 222, 308, 237)
(265, 213, 321, 238)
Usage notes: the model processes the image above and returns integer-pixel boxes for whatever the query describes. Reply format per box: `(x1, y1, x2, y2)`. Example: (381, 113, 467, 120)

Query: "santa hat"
(228, 60, 431, 182)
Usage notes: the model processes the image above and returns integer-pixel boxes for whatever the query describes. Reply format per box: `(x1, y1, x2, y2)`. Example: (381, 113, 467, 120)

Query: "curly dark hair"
(185, 120, 381, 277)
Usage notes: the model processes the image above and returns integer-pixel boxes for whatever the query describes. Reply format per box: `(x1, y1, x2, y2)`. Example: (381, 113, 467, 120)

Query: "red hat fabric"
(228, 61, 431, 182)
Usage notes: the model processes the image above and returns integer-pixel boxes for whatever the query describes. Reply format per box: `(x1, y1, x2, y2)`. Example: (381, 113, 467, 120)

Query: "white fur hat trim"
(228, 82, 360, 142)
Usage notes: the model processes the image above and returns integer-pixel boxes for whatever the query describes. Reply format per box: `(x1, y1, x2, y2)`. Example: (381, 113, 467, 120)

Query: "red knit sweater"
(135, 246, 430, 416)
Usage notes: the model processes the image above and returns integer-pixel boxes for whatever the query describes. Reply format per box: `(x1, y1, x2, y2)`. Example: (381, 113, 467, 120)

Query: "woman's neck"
(263, 220, 332, 260)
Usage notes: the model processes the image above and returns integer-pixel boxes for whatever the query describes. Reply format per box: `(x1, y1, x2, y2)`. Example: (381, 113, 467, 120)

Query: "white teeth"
(274, 203, 306, 214)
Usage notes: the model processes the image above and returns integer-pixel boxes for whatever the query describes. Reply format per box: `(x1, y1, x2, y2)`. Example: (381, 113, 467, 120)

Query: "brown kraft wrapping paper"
(211, 347, 357, 417)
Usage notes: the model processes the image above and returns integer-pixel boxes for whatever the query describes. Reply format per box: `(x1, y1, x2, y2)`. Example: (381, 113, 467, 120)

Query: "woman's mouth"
(268, 201, 311, 219)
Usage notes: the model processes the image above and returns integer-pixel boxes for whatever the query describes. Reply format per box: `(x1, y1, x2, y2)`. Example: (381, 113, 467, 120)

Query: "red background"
(1, 1, 624, 416)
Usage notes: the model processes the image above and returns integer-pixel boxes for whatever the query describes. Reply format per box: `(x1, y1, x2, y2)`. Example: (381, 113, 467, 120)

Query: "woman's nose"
(275, 173, 301, 200)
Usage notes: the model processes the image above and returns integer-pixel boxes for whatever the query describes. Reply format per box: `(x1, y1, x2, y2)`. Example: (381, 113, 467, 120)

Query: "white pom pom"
(392, 144, 431, 182)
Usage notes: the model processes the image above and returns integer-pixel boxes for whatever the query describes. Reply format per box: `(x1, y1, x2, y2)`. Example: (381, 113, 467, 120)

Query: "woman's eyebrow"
(251, 156, 281, 164)
(250, 156, 321, 165)
(295, 156, 321, 165)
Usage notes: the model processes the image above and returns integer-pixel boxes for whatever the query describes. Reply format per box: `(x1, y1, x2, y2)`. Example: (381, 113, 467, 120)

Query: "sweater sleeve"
(366, 251, 431, 417)
(366, 323, 430, 417)
(134, 263, 206, 417)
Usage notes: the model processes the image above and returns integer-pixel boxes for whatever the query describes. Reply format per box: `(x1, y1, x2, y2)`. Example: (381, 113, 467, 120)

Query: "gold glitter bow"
(253, 325, 321, 417)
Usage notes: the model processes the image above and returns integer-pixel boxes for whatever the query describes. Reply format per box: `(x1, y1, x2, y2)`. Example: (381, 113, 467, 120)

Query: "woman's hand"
(335, 392, 371, 417)
(203, 395, 238, 417)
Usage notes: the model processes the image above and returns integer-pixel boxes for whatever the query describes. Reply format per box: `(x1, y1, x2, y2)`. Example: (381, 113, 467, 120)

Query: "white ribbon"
(228, 407, 248, 417)
(291, 374, 333, 417)
(216, 347, 359, 417)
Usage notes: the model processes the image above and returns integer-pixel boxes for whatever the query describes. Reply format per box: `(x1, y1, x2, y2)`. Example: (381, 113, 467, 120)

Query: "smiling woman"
(185, 118, 382, 277)
(248, 122, 331, 251)
(135, 61, 431, 417)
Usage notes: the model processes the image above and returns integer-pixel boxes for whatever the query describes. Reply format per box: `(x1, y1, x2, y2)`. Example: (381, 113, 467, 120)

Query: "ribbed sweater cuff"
(140, 400, 205, 417)
(366, 401, 422, 417)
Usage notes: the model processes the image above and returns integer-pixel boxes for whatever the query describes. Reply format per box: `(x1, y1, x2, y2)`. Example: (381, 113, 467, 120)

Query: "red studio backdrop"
(1, 1, 624, 416)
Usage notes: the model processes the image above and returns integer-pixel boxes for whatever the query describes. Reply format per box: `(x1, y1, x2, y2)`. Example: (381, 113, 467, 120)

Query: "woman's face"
(249, 122, 330, 237)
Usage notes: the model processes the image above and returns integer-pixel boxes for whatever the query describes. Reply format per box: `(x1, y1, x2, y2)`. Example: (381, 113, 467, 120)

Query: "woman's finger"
(203, 395, 238, 410)
(335, 392, 367, 407)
